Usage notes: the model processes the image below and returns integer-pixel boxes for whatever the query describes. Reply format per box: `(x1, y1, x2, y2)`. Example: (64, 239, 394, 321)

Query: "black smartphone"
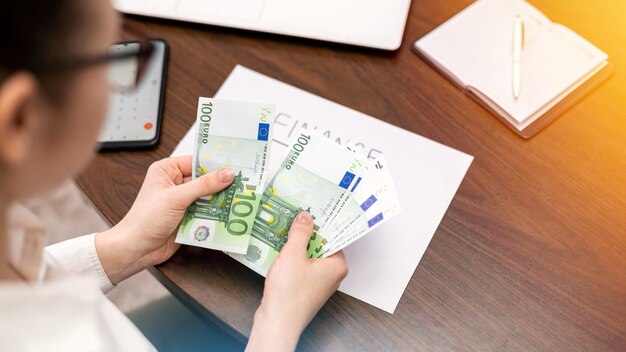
(98, 39, 168, 151)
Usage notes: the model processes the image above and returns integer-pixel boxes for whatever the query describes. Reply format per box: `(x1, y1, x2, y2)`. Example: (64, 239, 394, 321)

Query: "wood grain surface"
(76, 0, 626, 350)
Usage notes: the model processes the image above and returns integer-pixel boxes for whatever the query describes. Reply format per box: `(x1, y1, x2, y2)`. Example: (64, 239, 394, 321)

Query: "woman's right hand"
(246, 211, 349, 352)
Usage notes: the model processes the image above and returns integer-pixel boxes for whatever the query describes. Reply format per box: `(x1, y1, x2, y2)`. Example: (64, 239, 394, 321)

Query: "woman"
(0, 0, 348, 351)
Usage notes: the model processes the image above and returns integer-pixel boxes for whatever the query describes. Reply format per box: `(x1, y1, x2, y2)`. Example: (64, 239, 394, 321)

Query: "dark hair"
(0, 0, 86, 98)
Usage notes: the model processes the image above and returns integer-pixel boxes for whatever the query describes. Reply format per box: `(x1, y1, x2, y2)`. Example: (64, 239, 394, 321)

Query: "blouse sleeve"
(45, 233, 115, 293)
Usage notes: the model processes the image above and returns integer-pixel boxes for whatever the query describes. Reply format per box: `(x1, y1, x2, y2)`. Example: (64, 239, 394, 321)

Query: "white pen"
(513, 15, 524, 99)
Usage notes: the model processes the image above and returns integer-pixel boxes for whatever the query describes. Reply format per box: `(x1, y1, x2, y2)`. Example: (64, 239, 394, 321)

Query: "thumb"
(282, 211, 314, 255)
(175, 167, 235, 205)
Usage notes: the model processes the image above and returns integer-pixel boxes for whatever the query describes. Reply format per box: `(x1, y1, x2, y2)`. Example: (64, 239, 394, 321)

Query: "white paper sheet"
(172, 65, 473, 313)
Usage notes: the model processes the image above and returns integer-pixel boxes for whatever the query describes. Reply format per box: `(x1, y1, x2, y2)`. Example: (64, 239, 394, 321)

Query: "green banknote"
(175, 98, 275, 254)
(228, 130, 367, 275)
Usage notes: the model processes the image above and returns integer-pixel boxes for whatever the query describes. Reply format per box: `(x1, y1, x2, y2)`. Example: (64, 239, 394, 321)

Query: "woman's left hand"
(95, 156, 234, 284)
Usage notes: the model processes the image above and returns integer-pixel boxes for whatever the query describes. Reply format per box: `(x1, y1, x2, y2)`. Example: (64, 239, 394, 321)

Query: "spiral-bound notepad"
(413, 0, 613, 138)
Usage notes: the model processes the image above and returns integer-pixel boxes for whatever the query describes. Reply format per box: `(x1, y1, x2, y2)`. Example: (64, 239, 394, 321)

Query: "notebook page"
(416, 0, 549, 87)
(468, 23, 608, 124)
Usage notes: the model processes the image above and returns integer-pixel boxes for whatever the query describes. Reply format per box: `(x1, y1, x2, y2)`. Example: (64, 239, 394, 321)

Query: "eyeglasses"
(30, 39, 155, 92)
(106, 40, 155, 92)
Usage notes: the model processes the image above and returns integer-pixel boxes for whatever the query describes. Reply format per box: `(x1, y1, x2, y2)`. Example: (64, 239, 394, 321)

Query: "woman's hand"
(95, 156, 234, 284)
(246, 211, 349, 352)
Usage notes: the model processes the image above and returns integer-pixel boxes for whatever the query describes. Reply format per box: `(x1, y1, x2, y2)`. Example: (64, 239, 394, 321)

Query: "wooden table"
(76, 0, 626, 350)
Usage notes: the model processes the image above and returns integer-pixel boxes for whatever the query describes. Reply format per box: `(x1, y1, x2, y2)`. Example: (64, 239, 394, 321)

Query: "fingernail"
(296, 211, 312, 224)
(219, 168, 234, 183)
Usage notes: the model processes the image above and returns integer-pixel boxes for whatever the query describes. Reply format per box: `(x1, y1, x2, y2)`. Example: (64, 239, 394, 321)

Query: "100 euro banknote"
(227, 130, 367, 275)
(176, 98, 275, 254)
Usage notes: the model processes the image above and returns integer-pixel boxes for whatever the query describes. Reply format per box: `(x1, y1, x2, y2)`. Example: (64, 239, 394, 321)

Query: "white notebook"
(413, 0, 611, 137)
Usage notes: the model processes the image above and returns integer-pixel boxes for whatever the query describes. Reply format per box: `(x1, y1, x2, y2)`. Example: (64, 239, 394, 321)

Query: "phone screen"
(98, 39, 167, 150)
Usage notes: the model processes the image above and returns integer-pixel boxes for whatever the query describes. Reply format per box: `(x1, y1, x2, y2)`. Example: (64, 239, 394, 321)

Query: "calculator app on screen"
(98, 40, 167, 149)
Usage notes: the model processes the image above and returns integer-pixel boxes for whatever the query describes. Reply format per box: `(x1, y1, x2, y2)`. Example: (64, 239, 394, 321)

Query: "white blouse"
(0, 204, 155, 351)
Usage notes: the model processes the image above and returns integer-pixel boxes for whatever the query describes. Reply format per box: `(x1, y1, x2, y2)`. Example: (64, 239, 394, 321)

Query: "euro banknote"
(175, 98, 275, 254)
(227, 130, 368, 275)
(320, 155, 401, 257)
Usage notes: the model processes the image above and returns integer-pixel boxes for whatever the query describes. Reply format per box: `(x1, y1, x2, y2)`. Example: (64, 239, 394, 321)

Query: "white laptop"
(113, 0, 412, 50)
